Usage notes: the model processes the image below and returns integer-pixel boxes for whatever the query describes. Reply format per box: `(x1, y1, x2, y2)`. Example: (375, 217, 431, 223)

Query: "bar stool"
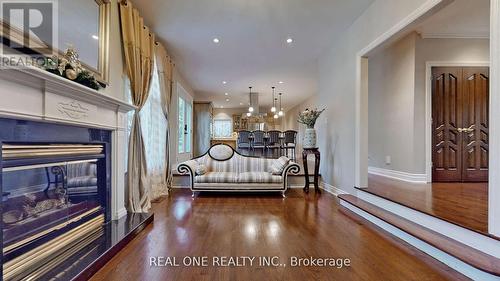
(237, 130, 252, 155)
(266, 130, 282, 158)
(251, 130, 266, 156)
(281, 130, 297, 161)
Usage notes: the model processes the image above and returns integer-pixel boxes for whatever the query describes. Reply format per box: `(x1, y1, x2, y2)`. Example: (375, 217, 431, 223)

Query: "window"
(177, 87, 192, 154)
(213, 119, 232, 138)
(123, 56, 169, 200)
(140, 59, 167, 173)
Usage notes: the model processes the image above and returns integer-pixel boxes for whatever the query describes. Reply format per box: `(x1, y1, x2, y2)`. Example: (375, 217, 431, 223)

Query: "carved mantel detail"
(57, 100, 90, 120)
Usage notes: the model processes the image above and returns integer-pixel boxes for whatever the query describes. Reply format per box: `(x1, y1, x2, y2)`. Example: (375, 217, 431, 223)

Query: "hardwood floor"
(363, 174, 488, 235)
(91, 189, 467, 280)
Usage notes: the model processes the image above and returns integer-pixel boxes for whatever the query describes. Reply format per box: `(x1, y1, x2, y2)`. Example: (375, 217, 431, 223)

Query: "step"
(338, 194, 500, 277)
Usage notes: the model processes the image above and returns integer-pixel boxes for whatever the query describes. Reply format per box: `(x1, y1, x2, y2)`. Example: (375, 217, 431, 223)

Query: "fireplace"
(0, 118, 111, 280)
(0, 62, 150, 280)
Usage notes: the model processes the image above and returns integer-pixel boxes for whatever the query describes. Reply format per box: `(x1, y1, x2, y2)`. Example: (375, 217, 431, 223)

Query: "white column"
(355, 57, 369, 188)
(111, 111, 128, 220)
(489, 0, 500, 236)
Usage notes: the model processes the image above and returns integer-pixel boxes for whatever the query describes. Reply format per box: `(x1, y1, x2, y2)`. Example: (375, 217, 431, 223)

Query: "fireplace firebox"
(0, 118, 111, 280)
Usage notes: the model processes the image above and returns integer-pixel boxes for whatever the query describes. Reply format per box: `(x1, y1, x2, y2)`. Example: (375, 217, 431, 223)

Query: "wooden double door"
(432, 67, 489, 182)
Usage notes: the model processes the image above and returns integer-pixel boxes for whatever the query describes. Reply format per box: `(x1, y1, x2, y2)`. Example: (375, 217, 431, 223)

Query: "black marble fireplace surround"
(0, 118, 153, 280)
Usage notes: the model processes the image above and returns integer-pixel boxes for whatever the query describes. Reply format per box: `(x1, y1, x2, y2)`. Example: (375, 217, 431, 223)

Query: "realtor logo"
(1, 0, 58, 56)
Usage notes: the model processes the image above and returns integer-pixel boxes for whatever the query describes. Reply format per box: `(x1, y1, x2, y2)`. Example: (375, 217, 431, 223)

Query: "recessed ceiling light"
(225, 98, 230, 102)
(92, 35, 99, 40)
(213, 38, 220, 43)
(278, 81, 284, 84)
(222, 81, 227, 84)
(220, 105, 224, 108)
(224, 92, 229, 96)
(286, 38, 293, 44)
(240, 102, 243, 106)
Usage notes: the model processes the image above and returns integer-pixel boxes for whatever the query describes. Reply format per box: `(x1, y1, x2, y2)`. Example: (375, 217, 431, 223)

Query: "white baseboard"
(368, 166, 427, 183)
(320, 181, 349, 196)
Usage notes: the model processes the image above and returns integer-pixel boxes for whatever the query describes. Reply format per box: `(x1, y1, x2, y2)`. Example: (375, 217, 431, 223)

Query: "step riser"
(340, 200, 500, 281)
(357, 189, 500, 257)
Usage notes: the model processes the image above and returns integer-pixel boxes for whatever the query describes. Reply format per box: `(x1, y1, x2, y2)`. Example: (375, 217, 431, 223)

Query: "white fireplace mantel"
(0, 65, 135, 220)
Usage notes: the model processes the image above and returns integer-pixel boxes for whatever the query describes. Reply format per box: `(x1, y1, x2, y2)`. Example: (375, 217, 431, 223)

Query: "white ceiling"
(132, 0, 373, 109)
(416, 0, 490, 38)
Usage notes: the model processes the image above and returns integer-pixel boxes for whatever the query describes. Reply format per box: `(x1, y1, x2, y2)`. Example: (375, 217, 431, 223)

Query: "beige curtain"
(120, 1, 155, 213)
(154, 43, 174, 197)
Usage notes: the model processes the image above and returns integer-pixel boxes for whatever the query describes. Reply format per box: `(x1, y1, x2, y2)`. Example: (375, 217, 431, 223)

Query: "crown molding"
(419, 32, 490, 39)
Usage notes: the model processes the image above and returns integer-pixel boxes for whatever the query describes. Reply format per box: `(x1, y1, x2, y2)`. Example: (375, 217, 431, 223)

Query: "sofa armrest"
(281, 162, 300, 192)
(282, 162, 300, 177)
(177, 160, 198, 176)
(177, 160, 198, 190)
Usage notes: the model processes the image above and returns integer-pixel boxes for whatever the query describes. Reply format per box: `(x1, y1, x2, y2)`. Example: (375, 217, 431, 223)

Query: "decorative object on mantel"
(297, 108, 325, 149)
(41, 47, 105, 91)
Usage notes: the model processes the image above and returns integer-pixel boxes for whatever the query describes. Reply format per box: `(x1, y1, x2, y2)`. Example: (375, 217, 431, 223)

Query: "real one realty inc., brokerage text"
(150, 256, 351, 269)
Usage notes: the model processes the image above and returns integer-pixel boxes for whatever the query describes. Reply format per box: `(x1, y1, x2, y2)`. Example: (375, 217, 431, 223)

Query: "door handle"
(458, 127, 474, 133)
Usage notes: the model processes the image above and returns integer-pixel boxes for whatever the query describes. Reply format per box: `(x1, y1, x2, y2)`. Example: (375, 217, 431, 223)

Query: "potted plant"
(297, 108, 325, 149)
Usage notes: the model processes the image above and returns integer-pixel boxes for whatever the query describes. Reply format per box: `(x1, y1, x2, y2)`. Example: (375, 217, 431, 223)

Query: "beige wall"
(367, 33, 489, 174)
(368, 33, 418, 172)
(316, 0, 431, 193)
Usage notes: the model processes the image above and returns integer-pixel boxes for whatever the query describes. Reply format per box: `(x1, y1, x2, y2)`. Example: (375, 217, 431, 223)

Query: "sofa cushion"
(208, 144, 234, 161)
(194, 172, 239, 183)
(206, 156, 239, 173)
(238, 172, 283, 184)
(239, 157, 274, 173)
(195, 163, 208, 175)
(271, 156, 290, 175)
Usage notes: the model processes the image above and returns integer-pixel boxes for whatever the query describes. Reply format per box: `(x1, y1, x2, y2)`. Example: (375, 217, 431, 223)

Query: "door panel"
(462, 67, 489, 182)
(432, 67, 489, 182)
(432, 67, 463, 182)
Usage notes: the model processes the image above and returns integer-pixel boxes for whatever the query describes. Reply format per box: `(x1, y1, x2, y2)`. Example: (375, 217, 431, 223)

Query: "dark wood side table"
(302, 148, 320, 192)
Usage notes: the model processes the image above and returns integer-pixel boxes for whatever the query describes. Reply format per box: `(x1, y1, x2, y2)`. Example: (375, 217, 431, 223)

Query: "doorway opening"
(360, 0, 492, 236)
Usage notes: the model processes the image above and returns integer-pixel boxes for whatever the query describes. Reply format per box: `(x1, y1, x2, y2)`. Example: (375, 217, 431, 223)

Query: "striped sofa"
(177, 144, 300, 197)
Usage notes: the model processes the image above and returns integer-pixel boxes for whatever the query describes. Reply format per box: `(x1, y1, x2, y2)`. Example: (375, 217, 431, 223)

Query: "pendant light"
(273, 97, 279, 119)
(270, 87, 276, 112)
(248, 86, 254, 113)
(278, 93, 284, 116)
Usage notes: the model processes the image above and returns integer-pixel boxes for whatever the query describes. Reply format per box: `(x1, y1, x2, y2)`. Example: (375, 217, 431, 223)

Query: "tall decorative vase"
(303, 128, 317, 149)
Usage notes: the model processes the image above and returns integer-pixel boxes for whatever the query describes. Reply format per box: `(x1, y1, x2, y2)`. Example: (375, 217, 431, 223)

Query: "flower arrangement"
(297, 108, 325, 128)
(41, 47, 104, 90)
